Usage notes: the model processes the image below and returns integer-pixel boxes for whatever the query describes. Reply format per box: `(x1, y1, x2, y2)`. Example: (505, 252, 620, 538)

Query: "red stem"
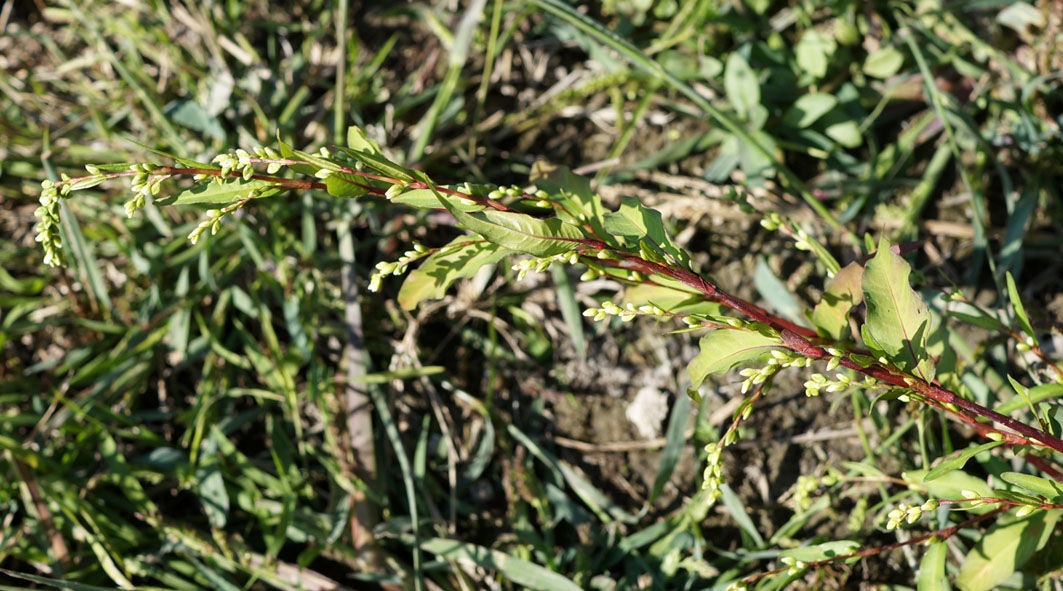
(740, 507, 1006, 585)
(66, 163, 1063, 456)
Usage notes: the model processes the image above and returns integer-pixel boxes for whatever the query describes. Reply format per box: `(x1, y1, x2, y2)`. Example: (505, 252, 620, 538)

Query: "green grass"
(3, 1, 1063, 590)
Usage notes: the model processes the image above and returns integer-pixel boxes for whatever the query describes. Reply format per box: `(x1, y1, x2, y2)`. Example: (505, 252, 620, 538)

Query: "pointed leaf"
(863, 46, 905, 79)
(1000, 472, 1063, 502)
(754, 258, 804, 326)
(863, 237, 935, 381)
(812, 262, 864, 339)
(126, 138, 218, 170)
(995, 383, 1063, 414)
(347, 125, 383, 154)
(325, 172, 370, 198)
(422, 538, 582, 591)
(160, 178, 282, 205)
(197, 462, 229, 528)
(646, 393, 690, 504)
(530, 163, 610, 241)
(551, 265, 586, 360)
(780, 540, 860, 563)
(398, 238, 507, 310)
(720, 483, 765, 547)
(332, 146, 416, 182)
(783, 93, 838, 128)
(904, 469, 994, 514)
(277, 132, 317, 176)
(688, 329, 782, 390)
(438, 192, 585, 258)
(603, 196, 691, 267)
(955, 510, 1061, 591)
(621, 282, 727, 317)
(390, 188, 485, 212)
(1006, 271, 1038, 345)
(795, 29, 836, 79)
(924, 441, 1005, 481)
(990, 488, 1044, 506)
(917, 538, 949, 591)
(724, 52, 758, 120)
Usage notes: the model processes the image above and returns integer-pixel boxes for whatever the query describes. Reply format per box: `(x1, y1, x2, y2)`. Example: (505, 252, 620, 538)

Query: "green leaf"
(724, 51, 759, 120)
(603, 196, 691, 268)
(197, 462, 229, 528)
(998, 185, 1038, 276)
(997, 2, 1046, 35)
(995, 383, 1063, 414)
(990, 488, 1044, 506)
(947, 309, 1003, 331)
(347, 125, 383, 154)
(397, 238, 507, 310)
(863, 46, 905, 79)
(1000, 472, 1063, 501)
(530, 163, 610, 241)
(277, 132, 317, 176)
(167, 98, 225, 140)
(737, 129, 778, 178)
(551, 265, 585, 360)
(292, 148, 343, 173)
(1006, 271, 1038, 345)
(780, 540, 860, 563)
(325, 172, 369, 198)
(687, 329, 782, 390)
(620, 282, 727, 317)
(917, 539, 949, 591)
(785, 221, 841, 275)
(59, 201, 112, 315)
(647, 393, 689, 505)
(390, 188, 485, 212)
(348, 366, 447, 384)
(860, 323, 888, 362)
(955, 510, 1061, 591)
(824, 118, 863, 148)
(863, 237, 935, 382)
(422, 538, 582, 591)
(720, 484, 764, 547)
(557, 460, 637, 524)
(924, 441, 1005, 481)
(525, 0, 852, 237)
(332, 146, 416, 183)
(754, 258, 804, 327)
(903, 469, 994, 514)
(441, 196, 585, 258)
(126, 138, 219, 170)
(160, 178, 282, 205)
(795, 29, 836, 79)
(812, 262, 863, 339)
(0, 569, 141, 591)
(783, 93, 838, 128)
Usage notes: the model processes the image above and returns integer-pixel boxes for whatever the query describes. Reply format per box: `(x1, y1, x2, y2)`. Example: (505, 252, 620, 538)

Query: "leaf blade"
(863, 238, 935, 381)
(688, 329, 782, 390)
(924, 441, 1005, 481)
(161, 178, 282, 205)
(812, 262, 863, 339)
(438, 192, 585, 258)
(421, 538, 582, 591)
(397, 238, 507, 310)
(955, 510, 1061, 591)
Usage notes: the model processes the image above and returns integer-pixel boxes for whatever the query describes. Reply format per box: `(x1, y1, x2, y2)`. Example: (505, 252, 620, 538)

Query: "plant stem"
(739, 507, 1006, 585)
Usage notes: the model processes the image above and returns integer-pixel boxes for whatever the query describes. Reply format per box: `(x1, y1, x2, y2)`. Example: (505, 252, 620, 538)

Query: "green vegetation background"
(2, 1, 1062, 589)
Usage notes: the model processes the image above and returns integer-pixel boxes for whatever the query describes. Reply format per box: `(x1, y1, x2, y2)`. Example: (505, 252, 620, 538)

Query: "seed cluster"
(885, 499, 938, 530)
(368, 242, 431, 293)
(35, 179, 66, 267)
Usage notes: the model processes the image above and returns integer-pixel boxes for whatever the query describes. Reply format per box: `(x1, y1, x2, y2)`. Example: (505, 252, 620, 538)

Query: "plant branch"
(738, 507, 1006, 586)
